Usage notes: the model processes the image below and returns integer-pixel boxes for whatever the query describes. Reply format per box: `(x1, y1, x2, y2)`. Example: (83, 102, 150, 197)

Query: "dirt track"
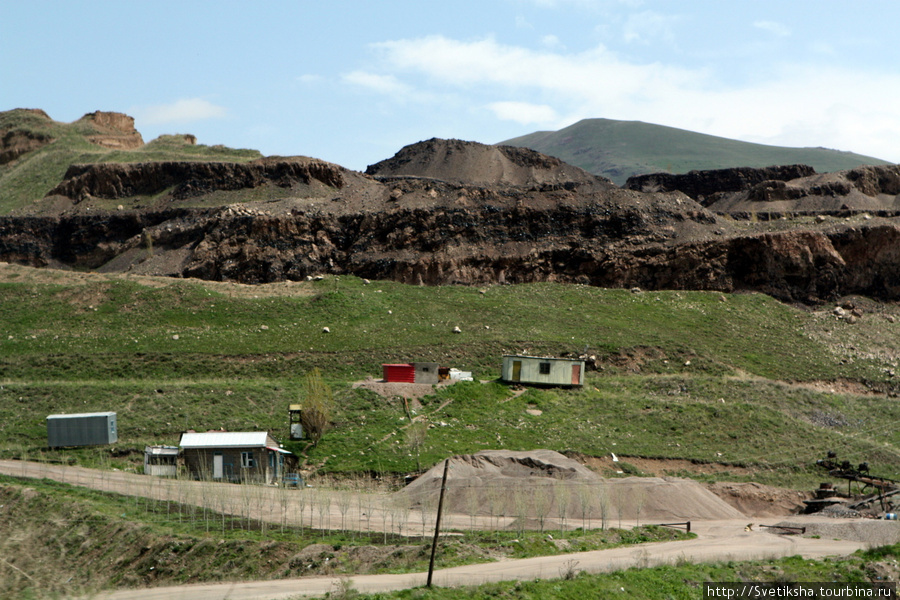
(0, 461, 873, 600)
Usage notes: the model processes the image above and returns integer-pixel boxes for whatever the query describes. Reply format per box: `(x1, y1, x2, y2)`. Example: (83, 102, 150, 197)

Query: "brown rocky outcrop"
(79, 111, 144, 149)
(625, 165, 816, 206)
(0, 108, 56, 165)
(47, 157, 346, 202)
(0, 129, 53, 165)
(2, 202, 899, 303)
(5, 133, 900, 303)
(706, 165, 900, 216)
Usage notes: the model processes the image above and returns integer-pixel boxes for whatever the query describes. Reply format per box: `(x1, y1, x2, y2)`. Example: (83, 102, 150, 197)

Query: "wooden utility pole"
(426, 458, 450, 588)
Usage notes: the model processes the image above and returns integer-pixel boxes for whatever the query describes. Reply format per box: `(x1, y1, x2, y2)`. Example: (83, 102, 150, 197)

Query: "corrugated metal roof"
(180, 432, 271, 449)
(47, 411, 116, 419)
(502, 355, 584, 363)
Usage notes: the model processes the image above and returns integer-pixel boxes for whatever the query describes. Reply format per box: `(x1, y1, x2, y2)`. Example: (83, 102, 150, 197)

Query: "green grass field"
(1, 265, 898, 486)
(2, 264, 900, 597)
(0, 109, 261, 214)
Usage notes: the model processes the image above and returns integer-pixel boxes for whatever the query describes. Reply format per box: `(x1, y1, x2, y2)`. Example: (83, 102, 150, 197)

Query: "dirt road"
(0, 461, 869, 600)
(83, 521, 864, 600)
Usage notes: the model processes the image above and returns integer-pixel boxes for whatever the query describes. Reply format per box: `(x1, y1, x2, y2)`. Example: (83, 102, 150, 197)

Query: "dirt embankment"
(3, 200, 900, 302)
(3, 137, 900, 302)
(49, 157, 346, 202)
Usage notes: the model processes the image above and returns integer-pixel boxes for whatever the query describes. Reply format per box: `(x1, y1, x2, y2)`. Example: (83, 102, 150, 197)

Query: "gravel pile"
(776, 519, 900, 545)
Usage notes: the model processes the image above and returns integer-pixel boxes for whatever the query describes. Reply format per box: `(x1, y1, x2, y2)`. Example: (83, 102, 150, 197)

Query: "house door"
(213, 453, 223, 479)
(512, 360, 522, 382)
(571, 364, 581, 385)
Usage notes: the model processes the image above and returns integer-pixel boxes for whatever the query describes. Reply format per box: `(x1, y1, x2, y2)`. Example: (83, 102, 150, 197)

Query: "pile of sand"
(399, 450, 744, 524)
(777, 519, 900, 545)
(706, 482, 812, 517)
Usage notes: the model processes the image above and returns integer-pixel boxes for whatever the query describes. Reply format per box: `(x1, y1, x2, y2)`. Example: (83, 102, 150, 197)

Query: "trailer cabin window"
(539, 362, 551, 374)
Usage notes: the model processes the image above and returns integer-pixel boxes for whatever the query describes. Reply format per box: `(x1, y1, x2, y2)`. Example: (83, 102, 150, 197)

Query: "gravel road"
(0, 460, 871, 600)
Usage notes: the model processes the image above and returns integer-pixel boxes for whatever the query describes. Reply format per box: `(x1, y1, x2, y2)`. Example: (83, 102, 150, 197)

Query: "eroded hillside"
(3, 111, 900, 303)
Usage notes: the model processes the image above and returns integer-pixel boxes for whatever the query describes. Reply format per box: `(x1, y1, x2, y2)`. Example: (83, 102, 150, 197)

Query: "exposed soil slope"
(3, 125, 900, 302)
(366, 137, 613, 189)
(402, 450, 744, 522)
(627, 163, 900, 216)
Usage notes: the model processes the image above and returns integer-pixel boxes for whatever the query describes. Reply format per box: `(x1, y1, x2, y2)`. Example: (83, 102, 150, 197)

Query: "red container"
(382, 364, 416, 383)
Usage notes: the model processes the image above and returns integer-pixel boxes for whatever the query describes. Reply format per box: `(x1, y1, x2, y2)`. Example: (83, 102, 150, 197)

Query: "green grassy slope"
(501, 118, 892, 185)
(0, 109, 261, 214)
(1, 266, 899, 486)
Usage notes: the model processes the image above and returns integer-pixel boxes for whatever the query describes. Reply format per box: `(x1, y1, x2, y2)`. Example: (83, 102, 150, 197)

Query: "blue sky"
(4, 1, 900, 170)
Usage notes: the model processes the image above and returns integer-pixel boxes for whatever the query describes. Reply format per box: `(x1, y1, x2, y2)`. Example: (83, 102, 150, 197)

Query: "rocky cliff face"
(47, 157, 346, 202)
(625, 165, 816, 205)
(2, 201, 899, 303)
(4, 135, 900, 303)
(79, 111, 144, 149)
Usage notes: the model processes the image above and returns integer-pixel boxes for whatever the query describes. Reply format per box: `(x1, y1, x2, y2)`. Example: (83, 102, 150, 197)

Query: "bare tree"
(533, 485, 551, 533)
(405, 420, 428, 472)
(554, 481, 570, 535)
(337, 489, 352, 533)
(465, 484, 480, 530)
(577, 482, 593, 532)
(299, 368, 335, 447)
(598, 483, 611, 531)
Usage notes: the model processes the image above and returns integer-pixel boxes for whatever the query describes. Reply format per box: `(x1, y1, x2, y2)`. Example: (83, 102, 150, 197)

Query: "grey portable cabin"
(47, 412, 118, 448)
(501, 355, 585, 387)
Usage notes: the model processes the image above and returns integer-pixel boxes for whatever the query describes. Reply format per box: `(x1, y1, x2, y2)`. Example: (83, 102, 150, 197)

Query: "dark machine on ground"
(808, 452, 900, 516)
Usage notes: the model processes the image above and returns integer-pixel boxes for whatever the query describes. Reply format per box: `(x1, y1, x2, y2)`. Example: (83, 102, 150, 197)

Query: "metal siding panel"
(47, 413, 117, 447)
(383, 364, 415, 383)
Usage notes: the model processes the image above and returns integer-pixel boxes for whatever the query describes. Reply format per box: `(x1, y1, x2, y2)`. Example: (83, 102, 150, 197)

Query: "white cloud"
(753, 20, 791, 37)
(342, 71, 411, 95)
(488, 101, 559, 124)
(622, 10, 679, 44)
(541, 34, 563, 48)
(135, 98, 226, 125)
(372, 35, 704, 103)
(361, 34, 900, 162)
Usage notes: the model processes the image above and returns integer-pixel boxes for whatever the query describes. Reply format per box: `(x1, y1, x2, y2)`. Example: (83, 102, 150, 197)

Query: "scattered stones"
(322, 326, 330, 333)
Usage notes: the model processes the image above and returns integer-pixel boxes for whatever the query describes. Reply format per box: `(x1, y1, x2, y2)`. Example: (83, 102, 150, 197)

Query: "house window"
(539, 362, 551, 375)
(241, 451, 255, 468)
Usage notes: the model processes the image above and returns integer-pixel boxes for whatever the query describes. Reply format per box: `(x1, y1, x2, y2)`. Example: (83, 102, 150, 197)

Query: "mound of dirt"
(400, 450, 744, 524)
(776, 519, 900, 545)
(366, 138, 612, 189)
(706, 482, 812, 517)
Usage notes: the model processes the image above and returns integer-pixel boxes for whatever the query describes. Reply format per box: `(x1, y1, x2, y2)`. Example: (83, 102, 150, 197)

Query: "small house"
(144, 445, 179, 477)
(179, 431, 292, 484)
(47, 412, 118, 448)
(382, 362, 440, 384)
(501, 355, 585, 387)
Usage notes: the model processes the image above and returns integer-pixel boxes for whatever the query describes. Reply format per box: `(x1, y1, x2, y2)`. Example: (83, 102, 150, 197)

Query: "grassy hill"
(3, 262, 900, 597)
(1, 263, 899, 487)
(0, 108, 261, 214)
(501, 118, 893, 185)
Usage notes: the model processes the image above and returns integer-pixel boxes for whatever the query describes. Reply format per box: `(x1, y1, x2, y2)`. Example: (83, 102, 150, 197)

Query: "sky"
(4, 1, 900, 170)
